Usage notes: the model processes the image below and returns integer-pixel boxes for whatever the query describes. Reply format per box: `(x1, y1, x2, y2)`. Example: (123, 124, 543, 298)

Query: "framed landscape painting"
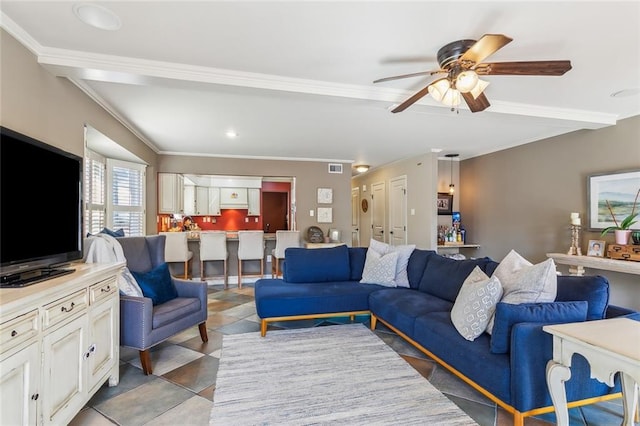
(587, 170, 640, 231)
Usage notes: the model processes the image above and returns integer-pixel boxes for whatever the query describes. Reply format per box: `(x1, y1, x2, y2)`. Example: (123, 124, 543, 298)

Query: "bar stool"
(160, 232, 193, 279)
(237, 230, 265, 288)
(200, 231, 228, 287)
(271, 230, 301, 278)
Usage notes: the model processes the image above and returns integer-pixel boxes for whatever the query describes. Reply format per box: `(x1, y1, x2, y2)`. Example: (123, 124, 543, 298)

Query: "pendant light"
(445, 153, 459, 194)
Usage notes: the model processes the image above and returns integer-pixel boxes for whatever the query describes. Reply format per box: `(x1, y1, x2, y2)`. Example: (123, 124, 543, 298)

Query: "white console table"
(544, 318, 640, 426)
(546, 253, 640, 276)
(0, 262, 123, 425)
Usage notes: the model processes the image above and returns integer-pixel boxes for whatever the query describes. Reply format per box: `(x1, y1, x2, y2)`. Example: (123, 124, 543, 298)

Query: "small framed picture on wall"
(437, 192, 453, 215)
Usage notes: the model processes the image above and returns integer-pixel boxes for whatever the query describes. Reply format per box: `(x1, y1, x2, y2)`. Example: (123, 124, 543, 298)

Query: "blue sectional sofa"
(255, 245, 636, 425)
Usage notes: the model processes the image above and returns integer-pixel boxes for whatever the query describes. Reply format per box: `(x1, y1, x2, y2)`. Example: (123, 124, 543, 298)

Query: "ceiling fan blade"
(374, 69, 445, 84)
(475, 60, 572, 76)
(391, 84, 433, 113)
(460, 34, 513, 65)
(462, 92, 491, 113)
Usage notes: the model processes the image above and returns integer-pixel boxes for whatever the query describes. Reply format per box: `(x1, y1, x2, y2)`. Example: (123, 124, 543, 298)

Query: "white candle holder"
(567, 224, 582, 256)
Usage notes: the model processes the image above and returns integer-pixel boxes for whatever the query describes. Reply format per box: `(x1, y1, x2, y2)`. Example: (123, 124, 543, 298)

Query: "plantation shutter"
(107, 159, 146, 236)
(84, 150, 106, 236)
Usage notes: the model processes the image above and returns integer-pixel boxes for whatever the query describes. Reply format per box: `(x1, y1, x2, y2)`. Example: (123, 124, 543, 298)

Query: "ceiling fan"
(374, 34, 572, 113)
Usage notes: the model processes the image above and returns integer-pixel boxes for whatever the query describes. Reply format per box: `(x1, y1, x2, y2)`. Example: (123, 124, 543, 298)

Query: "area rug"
(210, 323, 476, 425)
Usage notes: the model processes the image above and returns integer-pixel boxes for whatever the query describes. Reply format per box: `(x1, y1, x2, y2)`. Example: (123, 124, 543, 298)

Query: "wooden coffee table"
(544, 318, 640, 426)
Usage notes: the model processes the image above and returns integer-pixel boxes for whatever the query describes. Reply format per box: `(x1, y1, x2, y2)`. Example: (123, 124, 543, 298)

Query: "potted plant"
(600, 188, 640, 245)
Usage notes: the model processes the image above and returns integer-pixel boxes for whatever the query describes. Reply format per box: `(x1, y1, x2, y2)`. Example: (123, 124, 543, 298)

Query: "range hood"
(220, 187, 248, 209)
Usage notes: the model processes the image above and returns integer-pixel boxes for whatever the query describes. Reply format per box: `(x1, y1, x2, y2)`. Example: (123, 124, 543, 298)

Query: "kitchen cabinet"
(247, 188, 261, 216)
(0, 263, 121, 426)
(183, 185, 195, 216)
(158, 173, 184, 214)
(195, 186, 209, 215)
(208, 187, 221, 216)
(220, 188, 248, 209)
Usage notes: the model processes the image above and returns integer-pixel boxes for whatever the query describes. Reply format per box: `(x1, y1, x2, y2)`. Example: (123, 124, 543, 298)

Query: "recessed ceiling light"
(610, 88, 640, 98)
(73, 3, 122, 31)
(226, 131, 238, 138)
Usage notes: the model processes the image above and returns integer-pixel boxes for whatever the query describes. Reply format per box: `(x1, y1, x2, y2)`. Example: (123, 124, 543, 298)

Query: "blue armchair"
(117, 235, 208, 374)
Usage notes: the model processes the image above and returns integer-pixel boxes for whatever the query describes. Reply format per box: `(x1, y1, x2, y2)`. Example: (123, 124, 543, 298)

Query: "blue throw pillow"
(101, 227, 125, 237)
(418, 255, 494, 302)
(490, 301, 588, 354)
(131, 263, 178, 305)
(348, 247, 368, 281)
(283, 245, 351, 283)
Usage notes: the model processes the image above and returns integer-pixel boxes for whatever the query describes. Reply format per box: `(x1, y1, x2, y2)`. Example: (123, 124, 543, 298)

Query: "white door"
(371, 182, 386, 243)
(389, 176, 408, 246)
(351, 187, 360, 247)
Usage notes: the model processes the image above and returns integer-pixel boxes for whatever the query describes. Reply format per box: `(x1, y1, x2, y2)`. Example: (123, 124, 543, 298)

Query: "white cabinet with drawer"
(0, 263, 122, 425)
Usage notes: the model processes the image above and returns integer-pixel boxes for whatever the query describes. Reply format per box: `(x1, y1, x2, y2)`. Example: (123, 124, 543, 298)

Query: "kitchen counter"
(185, 231, 276, 241)
(163, 231, 277, 282)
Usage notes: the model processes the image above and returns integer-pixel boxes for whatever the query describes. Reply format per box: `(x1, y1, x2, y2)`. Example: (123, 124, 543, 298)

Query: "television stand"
(0, 267, 75, 288)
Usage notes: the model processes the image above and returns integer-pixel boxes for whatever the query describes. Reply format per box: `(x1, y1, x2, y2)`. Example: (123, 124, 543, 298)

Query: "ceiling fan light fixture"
(455, 70, 479, 93)
(355, 164, 370, 173)
(470, 79, 490, 99)
(442, 87, 462, 107)
(427, 79, 451, 102)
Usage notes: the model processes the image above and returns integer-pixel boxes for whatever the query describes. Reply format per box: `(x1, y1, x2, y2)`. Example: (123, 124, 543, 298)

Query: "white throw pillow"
(451, 267, 503, 341)
(486, 250, 558, 334)
(389, 244, 416, 288)
(360, 249, 399, 287)
(366, 239, 415, 287)
(120, 267, 144, 297)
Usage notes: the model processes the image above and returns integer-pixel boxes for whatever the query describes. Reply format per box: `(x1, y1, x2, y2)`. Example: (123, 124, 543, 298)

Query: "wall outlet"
(310, 209, 314, 216)
(255, 217, 259, 222)
(245, 217, 249, 222)
(410, 208, 415, 216)
(267, 255, 272, 262)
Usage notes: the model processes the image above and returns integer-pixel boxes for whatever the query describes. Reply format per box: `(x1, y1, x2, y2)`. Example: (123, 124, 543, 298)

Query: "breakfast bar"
(167, 232, 277, 282)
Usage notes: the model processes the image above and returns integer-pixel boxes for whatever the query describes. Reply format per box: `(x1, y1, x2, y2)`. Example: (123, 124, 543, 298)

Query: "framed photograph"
(587, 240, 606, 257)
(317, 207, 333, 223)
(588, 170, 640, 231)
(317, 187, 333, 204)
(437, 192, 453, 215)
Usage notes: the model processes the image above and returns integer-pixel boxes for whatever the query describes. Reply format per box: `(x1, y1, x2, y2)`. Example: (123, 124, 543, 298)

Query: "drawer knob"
(31, 393, 39, 401)
(61, 302, 75, 313)
(11, 330, 18, 337)
(101, 286, 111, 293)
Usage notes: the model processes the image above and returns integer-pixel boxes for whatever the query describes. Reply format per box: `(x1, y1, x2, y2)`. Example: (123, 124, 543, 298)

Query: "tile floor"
(71, 283, 628, 426)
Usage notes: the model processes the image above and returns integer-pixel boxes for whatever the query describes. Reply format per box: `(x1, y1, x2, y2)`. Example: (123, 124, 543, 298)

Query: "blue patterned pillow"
(131, 263, 178, 305)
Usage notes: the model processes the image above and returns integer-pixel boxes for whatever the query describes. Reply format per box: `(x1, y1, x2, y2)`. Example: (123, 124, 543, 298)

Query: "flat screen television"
(1, 126, 83, 287)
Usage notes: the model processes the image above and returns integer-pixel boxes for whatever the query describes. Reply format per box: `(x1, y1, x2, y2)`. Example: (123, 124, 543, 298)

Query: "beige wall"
(1, 29, 159, 234)
(461, 115, 640, 310)
(158, 155, 352, 242)
(351, 153, 439, 249)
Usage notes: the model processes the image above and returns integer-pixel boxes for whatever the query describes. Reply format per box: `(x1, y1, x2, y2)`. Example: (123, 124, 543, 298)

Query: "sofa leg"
(512, 411, 524, 426)
(370, 315, 377, 331)
(261, 320, 267, 337)
(198, 322, 209, 343)
(139, 350, 152, 375)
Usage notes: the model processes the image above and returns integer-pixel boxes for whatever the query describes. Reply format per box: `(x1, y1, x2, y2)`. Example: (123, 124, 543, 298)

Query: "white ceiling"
(2, 1, 639, 174)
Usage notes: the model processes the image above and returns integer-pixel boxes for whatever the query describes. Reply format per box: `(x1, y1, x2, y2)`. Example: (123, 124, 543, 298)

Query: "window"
(84, 150, 146, 237)
(107, 159, 146, 236)
(84, 150, 106, 236)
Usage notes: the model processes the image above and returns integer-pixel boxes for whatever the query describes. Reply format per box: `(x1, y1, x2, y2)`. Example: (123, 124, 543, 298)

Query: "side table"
(544, 318, 640, 426)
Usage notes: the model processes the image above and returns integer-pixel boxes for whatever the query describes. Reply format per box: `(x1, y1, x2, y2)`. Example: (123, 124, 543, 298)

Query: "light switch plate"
(245, 217, 249, 222)
(310, 210, 314, 216)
